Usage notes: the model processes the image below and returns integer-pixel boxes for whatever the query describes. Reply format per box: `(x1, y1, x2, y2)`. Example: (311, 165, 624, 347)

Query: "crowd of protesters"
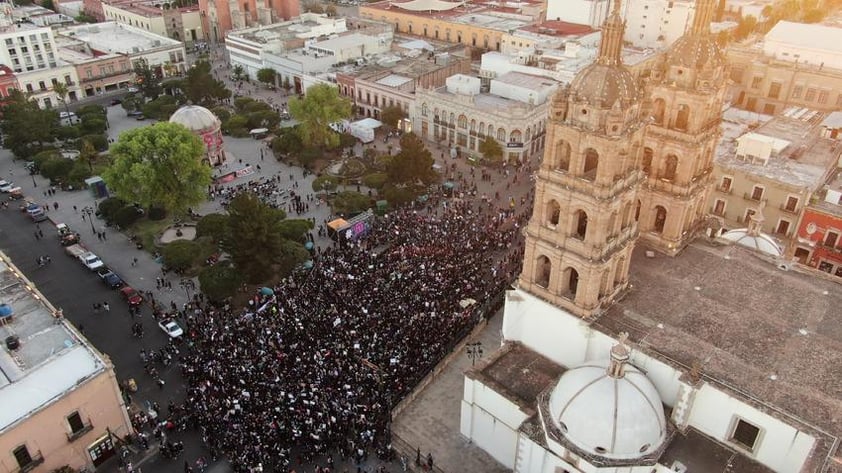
(168, 196, 530, 472)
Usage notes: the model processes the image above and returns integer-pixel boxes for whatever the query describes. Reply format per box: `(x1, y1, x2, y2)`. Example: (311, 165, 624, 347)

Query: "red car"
(120, 286, 143, 306)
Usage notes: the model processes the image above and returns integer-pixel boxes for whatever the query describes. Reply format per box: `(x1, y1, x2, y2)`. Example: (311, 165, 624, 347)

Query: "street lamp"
(466, 341, 484, 366)
(30, 171, 37, 188)
(82, 206, 96, 234)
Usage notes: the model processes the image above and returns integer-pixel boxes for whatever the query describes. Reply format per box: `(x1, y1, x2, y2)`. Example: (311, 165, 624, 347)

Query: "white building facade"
(16, 64, 81, 109)
(546, 0, 610, 28)
(624, 0, 694, 49)
(762, 21, 842, 70)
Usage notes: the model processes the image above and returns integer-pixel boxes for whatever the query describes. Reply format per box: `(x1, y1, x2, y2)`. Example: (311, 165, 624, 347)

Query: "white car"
(128, 86, 139, 93)
(79, 252, 105, 271)
(158, 319, 184, 338)
(59, 111, 77, 119)
(0, 180, 13, 192)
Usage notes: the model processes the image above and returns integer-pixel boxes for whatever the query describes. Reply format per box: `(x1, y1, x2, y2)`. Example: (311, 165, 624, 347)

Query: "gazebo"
(169, 105, 227, 166)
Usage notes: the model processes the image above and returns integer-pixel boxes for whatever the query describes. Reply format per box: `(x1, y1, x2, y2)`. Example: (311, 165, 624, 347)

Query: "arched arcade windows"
(458, 114, 467, 129)
(535, 255, 551, 288)
(653, 206, 667, 234)
(573, 210, 588, 240)
(675, 104, 690, 131)
(663, 155, 678, 181)
(555, 141, 571, 171)
(583, 148, 599, 180)
(642, 147, 653, 175)
(546, 200, 561, 226)
(652, 98, 666, 125)
(497, 128, 506, 141)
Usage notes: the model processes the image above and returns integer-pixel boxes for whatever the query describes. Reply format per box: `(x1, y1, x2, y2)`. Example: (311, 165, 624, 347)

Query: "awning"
(327, 218, 349, 231)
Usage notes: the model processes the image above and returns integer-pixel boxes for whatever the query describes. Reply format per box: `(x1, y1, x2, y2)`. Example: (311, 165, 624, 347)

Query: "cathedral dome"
(721, 229, 783, 257)
(666, 34, 724, 71)
(547, 343, 666, 459)
(169, 105, 221, 133)
(568, 63, 639, 110)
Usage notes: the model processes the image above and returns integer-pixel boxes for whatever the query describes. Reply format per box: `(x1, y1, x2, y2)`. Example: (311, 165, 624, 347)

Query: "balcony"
(743, 192, 763, 202)
(17, 452, 44, 473)
(66, 421, 94, 442)
(779, 203, 799, 214)
(715, 184, 733, 194)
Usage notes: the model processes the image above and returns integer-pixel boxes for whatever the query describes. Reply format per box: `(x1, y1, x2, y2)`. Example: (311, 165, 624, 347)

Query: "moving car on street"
(120, 286, 143, 307)
(158, 318, 184, 338)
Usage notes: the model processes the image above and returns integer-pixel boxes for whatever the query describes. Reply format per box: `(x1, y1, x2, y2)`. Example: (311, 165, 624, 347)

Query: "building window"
(750, 76, 762, 89)
(825, 231, 839, 248)
(457, 115, 467, 129)
(730, 67, 743, 84)
(38, 81, 46, 91)
(763, 104, 775, 115)
(12, 444, 40, 470)
(496, 128, 506, 141)
(751, 185, 764, 201)
(805, 88, 816, 101)
(720, 176, 732, 192)
(713, 199, 725, 216)
(67, 411, 86, 434)
(65, 75, 72, 85)
(421, 103, 427, 117)
(791, 85, 803, 99)
(767, 82, 781, 99)
(729, 418, 761, 451)
(818, 90, 829, 104)
(4, 38, 12, 46)
(24, 83, 32, 93)
(784, 196, 798, 212)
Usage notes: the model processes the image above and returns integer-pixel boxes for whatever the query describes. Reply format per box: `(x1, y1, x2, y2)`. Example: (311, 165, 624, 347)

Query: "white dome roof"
(169, 105, 221, 132)
(548, 359, 666, 459)
(721, 229, 783, 257)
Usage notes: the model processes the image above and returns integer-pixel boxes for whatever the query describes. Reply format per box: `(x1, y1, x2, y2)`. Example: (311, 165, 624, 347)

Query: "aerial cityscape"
(0, 0, 839, 470)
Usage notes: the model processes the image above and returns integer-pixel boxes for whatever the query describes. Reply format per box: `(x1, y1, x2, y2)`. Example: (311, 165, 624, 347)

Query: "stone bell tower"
(519, 0, 645, 319)
(637, 0, 727, 255)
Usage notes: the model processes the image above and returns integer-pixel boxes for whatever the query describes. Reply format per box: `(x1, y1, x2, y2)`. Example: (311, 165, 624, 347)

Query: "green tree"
(42, 0, 55, 10)
(288, 83, 351, 149)
(277, 219, 313, 242)
(142, 94, 180, 120)
(122, 93, 144, 114)
(182, 60, 230, 105)
(380, 105, 406, 129)
(222, 193, 300, 283)
(303, 1, 324, 13)
(231, 64, 247, 82)
(133, 58, 162, 99)
(40, 156, 74, 181)
(271, 128, 303, 155)
(80, 139, 97, 172)
(282, 76, 292, 93)
(312, 175, 338, 192)
(325, 4, 337, 16)
(256, 68, 277, 87)
(196, 213, 230, 242)
(331, 191, 371, 215)
(478, 136, 503, 162)
(0, 90, 59, 157)
(733, 15, 758, 40)
(162, 240, 202, 272)
(102, 122, 212, 215)
(386, 132, 437, 184)
(198, 261, 242, 302)
(53, 82, 71, 118)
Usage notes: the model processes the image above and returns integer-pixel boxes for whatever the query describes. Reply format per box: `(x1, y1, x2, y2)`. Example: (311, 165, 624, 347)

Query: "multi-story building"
(56, 36, 134, 98)
(199, 0, 299, 43)
(707, 106, 841, 254)
(0, 64, 17, 105)
(60, 22, 188, 77)
(545, 0, 609, 28)
(0, 252, 134, 472)
(360, 0, 539, 52)
(412, 71, 554, 162)
(337, 51, 471, 124)
(793, 166, 842, 276)
(623, 0, 695, 49)
(728, 21, 842, 115)
(638, 0, 727, 254)
(16, 64, 81, 108)
(10, 4, 75, 28)
(0, 23, 59, 74)
(459, 1, 842, 472)
(101, 2, 203, 45)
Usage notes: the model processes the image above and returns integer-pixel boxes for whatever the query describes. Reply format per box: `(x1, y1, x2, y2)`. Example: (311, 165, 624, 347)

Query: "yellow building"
(360, 0, 542, 51)
(0, 253, 133, 472)
(102, 2, 203, 44)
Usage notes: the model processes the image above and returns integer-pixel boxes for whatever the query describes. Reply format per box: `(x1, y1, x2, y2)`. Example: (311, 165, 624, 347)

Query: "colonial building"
(0, 253, 134, 472)
(101, 1, 203, 46)
(199, 0, 299, 42)
(707, 107, 841, 255)
(413, 71, 554, 162)
(56, 36, 134, 98)
(727, 21, 842, 115)
(460, 0, 842, 471)
(638, 0, 726, 255)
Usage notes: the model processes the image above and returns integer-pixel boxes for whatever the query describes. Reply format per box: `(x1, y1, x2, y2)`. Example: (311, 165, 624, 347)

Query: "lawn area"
(128, 217, 171, 252)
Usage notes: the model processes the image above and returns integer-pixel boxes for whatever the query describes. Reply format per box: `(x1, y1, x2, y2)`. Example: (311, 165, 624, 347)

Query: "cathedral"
(460, 0, 842, 471)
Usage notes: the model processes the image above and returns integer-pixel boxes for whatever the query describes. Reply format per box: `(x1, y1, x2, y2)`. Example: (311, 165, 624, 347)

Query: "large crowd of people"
(173, 199, 529, 471)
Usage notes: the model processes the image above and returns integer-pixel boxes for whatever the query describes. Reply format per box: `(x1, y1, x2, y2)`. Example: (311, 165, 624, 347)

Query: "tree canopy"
(134, 58, 162, 99)
(478, 136, 503, 162)
(180, 60, 231, 105)
(0, 90, 59, 157)
(386, 132, 438, 185)
(102, 122, 212, 214)
(221, 193, 309, 283)
(380, 105, 406, 129)
(257, 68, 277, 86)
(288, 83, 351, 150)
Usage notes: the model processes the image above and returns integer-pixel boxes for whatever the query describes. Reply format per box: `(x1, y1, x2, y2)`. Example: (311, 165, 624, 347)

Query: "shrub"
(196, 213, 229, 242)
(162, 240, 201, 273)
(312, 175, 338, 192)
(80, 117, 107, 135)
(56, 125, 81, 141)
(32, 149, 60, 170)
(223, 115, 249, 137)
(67, 162, 92, 188)
(98, 197, 127, 222)
(198, 261, 242, 302)
(82, 134, 108, 152)
(40, 157, 74, 181)
(113, 205, 142, 228)
(272, 130, 303, 156)
(339, 132, 356, 149)
(383, 185, 416, 207)
(298, 147, 322, 169)
(362, 172, 388, 190)
(76, 104, 106, 118)
(211, 106, 231, 122)
(331, 191, 371, 215)
(148, 207, 167, 221)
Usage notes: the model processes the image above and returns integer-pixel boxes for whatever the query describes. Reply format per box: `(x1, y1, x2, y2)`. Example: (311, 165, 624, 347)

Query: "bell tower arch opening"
(547, 200, 561, 227)
(653, 206, 667, 234)
(583, 148, 599, 180)
(572, 210, 589, 241)
(535, 255, 552, 288)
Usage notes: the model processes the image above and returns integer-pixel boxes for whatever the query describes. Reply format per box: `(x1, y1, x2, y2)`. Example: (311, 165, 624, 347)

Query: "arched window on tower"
(535, 255, 551, 288)
(449, 112, 455, 126)
(573, 209, 588, 240)
(674, 104, 690, 131)
(642, 147, 654, 175)
(635, 200, 642, 222)
(663, 154, 678, 181)
(653, 206, 667, 234)
(562, 267, 579, 298)
(614, 256, 625, 285)
(556, 141, 571, 171)
(652, 98, 666, 125)
(547, 200, 561, 227)
(583, 148, 599, 180)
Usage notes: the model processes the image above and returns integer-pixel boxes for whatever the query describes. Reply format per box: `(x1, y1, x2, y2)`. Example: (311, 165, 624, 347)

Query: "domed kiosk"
(169, 105, 227, 166)
(539, 335, 667, 467)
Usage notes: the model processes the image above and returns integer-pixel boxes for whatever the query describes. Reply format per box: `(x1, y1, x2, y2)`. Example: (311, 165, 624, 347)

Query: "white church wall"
(686, 384, 815, 473)
(503, 289, 590, 368)
(628, 352, 683, 406)
(460, 396, 520, 468)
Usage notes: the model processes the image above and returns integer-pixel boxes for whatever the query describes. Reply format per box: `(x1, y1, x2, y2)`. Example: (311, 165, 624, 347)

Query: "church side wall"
(460, 378, 522, 469)
(686, 383, 815, 473)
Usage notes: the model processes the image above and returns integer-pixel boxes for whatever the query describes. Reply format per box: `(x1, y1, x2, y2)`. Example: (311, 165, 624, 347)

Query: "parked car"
(96, 267, 124, 289)
(56, 223, 81, 246)
(0, 180, 14, 192)
(127, 110, 143, 117)
(29, 208, 47, 222)
(158, 318, 184, 338)
(127, 86, 139, 93)
(65, 243, 87, 259)
(79, 252, 104, 271)
(120, 286, 143, 306)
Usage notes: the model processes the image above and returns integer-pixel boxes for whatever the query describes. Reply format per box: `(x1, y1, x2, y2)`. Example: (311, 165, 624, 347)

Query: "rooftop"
(494, 71, 558, 93)
(363, 0, 535, 30)
(226, 13, 344, 45)
(764, 21, 842, 55)
(375, 74, 413, 87)
(716, 106, 840, 189)
(595, 242, 842, 462)
(0, 255, 106, 433)
(429, 85, 548, 115)
(520, 20, 595, 38)
(59, 21, 182, 54)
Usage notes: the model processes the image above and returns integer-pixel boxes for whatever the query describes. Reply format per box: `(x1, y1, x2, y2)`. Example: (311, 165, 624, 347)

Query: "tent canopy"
(353, 118, 382, 129)
(327, 218, 349, 231)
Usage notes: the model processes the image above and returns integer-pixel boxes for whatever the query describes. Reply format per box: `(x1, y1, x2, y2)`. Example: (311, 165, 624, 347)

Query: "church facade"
(459, 0, 842, 471)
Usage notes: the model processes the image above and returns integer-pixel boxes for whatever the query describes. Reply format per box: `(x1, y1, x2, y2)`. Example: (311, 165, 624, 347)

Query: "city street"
(0, 64, 540, 472)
